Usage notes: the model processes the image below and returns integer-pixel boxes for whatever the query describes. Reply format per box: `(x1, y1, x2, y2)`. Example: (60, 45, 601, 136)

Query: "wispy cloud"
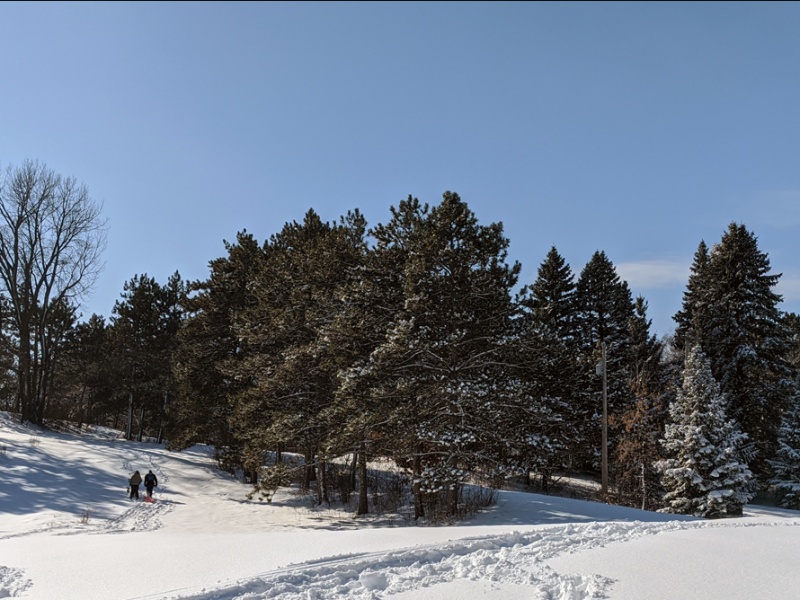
(616, 260, 689, 289)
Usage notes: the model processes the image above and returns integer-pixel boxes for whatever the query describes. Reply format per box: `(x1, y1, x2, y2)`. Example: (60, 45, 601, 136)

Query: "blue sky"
(1, 1, 799, 337)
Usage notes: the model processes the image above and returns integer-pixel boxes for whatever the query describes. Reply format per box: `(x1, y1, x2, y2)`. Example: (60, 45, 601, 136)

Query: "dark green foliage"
(785, 312, 800, 370)
(334, 193, 520, 518)
(230, 209, 368, 499)
(672, 240, 710, 355)
(169, 231, 265, 454)
(572, 251, 636, 472)
(519, 246, 578, 342)
(27, 190, 800, 521)
(770, 385, 800, 509)
(514, 246, 581, 484)
(673, 223, 795, 481)
(111, 271, 186, 441)
(50, 314, 116, 426)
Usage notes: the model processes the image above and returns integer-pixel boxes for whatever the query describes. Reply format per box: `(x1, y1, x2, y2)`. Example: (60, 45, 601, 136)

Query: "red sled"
(143, 496, 156, 503)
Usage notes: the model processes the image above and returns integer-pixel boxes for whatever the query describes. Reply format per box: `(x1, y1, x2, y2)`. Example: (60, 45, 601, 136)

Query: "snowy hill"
(1, 411, 799, 600)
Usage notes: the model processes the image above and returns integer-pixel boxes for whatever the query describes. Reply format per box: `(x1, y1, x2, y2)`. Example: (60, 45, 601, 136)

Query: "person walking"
(144, 469, 158, 498)
(128, 470, 142, 500)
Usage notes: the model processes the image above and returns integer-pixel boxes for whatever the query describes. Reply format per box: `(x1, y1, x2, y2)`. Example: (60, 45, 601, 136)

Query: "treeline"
(3, 167, 799, 519)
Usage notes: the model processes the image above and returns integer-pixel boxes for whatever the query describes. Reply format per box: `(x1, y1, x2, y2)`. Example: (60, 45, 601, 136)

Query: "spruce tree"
(658, 345, 753, 518)
(573, 251, 636, 475)
(674, 223, 794, 481)
(514, 246, 580, 490)
(769, 384, 800, 509)
(519, 246, 578, 341)
(785, 312, 800, 371)
(672, 240, 710, 355)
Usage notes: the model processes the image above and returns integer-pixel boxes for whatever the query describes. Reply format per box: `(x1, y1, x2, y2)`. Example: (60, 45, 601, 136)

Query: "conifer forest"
(2, 160, 799, 521)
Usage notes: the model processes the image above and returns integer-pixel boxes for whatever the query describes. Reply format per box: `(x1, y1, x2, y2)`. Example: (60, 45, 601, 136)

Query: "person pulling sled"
(144, 470, 158, 498)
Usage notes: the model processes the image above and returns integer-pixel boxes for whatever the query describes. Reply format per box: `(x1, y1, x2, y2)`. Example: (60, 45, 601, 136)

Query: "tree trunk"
(302, 448, 314, 493)
(413, 452, 424, 520)
(356, 446, 369, 516)
(318, 458, 329, 505)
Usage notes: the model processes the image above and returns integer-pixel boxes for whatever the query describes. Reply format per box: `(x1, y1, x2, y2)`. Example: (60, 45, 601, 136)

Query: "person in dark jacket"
(144, 470, 158, 498)
(128, 470, 142, 500)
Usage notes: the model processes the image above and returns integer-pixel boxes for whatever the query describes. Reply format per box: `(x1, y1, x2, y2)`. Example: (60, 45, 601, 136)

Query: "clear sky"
(1, 1, 799, 337)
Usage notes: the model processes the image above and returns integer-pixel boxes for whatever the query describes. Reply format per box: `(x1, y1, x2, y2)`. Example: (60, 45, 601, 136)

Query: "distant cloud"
(616, 260, 689, 289)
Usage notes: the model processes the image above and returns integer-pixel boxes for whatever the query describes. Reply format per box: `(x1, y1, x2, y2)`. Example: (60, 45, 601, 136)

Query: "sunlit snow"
(1, 411, 798, 600)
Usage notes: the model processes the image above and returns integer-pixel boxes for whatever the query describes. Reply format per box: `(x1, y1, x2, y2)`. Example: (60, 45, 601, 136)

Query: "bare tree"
(0, 160, 107, 425)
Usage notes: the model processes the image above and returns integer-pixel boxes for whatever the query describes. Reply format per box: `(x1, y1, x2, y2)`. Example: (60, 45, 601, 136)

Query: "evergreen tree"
(785, 312, 800, 371)
(573, 251, 636, 476)
(170, 231, 266, 478)
(0, 294, 17, 411)
(519, 246, 578, 341)
(674, 223, 794, 480)
(110, 272, 185, 441)
(672, 240, 710, 355)
(323, 213, 409, 515)
(514, 246, 580, 490)
(658, 345, 753, 518)
(769, 384, 800, 509)
(340, 192, 520, 519)
(232, 209, 367, 501)
(51, 314, 116, 427)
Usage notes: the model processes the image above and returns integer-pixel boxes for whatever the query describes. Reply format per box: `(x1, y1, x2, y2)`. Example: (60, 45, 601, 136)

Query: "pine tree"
(170, 230, 265, 463)
(52, 314, 116, 428)
(658, 345, 753, 518)
(232, 209, 368, 501)
(341, 192, 520, 519)
(323, 209, 410, 515)
(110, 272, 185, 441)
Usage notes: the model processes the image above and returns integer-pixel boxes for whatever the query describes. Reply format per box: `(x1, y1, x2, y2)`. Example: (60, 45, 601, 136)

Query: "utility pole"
(126, 391, 133, 441)
(599, 340, 609, 496)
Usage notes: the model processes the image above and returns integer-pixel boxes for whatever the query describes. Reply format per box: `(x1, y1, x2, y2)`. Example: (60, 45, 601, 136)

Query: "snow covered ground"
(1, 411, 799, 600)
